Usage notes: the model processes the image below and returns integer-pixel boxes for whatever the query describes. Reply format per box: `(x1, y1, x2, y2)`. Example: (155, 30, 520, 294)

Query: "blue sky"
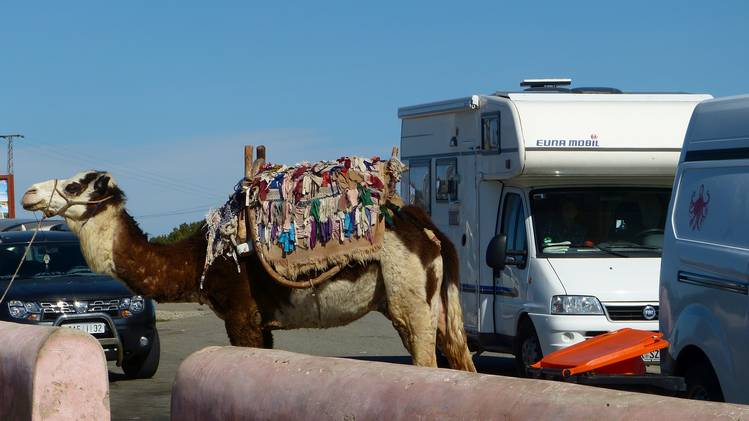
(2, 1, 748, 235)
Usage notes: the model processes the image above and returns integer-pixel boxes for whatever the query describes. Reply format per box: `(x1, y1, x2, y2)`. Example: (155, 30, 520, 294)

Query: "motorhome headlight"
(551, 295, 604, 315)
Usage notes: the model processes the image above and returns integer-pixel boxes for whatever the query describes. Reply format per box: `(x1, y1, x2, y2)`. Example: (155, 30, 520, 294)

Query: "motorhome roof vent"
(520, 78, 572, 92)
(570, 87, 623, 94)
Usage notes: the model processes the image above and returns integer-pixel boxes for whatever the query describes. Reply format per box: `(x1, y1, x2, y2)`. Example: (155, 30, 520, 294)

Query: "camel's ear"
(94, 175, 111, 194)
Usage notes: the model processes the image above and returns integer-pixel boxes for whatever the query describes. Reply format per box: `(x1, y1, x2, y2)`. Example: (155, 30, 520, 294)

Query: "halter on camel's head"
(22, 170, 124, 221)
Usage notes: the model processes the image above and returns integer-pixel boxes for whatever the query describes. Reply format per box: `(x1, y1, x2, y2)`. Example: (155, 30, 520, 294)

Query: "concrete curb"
(0, 321, 110, 420)
(171, 346, 749, 421)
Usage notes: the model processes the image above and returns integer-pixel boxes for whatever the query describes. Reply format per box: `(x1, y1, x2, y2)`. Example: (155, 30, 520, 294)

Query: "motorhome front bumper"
(529, 313, 659, 357)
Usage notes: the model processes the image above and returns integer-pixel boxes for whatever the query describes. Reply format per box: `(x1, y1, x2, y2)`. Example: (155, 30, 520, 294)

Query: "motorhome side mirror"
(486, 234, 508, 270)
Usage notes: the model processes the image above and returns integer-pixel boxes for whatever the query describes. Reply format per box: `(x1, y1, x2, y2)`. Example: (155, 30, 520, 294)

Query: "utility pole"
(0, 134, 24, 174)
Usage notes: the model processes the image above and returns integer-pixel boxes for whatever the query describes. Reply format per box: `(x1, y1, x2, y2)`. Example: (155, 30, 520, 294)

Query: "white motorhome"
(398, 79, 711, 374)
(660, 94, 749, 403)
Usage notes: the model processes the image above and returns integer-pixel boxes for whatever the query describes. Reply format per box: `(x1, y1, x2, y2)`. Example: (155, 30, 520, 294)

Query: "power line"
(13, 137, 239, 223)
(19, 141, 221, 219)
(17, 140, 224, 198)
(16, 141, 229, 200)
(0, 134, 24, 174)
(25, 137, 226, 195)
(135, 204, 217, 219)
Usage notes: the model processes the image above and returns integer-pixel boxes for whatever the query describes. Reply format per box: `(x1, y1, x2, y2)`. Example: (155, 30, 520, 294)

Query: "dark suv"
(0, 230, 160, 379)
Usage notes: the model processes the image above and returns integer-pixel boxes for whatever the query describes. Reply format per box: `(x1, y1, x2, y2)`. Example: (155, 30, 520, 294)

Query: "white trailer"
(398, 79, 711, 374)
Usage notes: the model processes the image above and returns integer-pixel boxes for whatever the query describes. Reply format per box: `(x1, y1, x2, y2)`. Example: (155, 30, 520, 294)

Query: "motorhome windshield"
(530, 188, 670, 258)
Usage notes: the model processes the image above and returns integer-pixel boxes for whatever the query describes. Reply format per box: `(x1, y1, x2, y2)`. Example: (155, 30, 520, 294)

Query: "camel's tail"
(436, 232, 476, 372)
(398, 206, 476, 372)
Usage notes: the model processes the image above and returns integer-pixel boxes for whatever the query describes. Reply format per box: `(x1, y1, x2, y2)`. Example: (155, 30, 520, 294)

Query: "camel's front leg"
(224, 315, 265, 347)
(221, 284, 271, 348)
(215, 263, 271, 348)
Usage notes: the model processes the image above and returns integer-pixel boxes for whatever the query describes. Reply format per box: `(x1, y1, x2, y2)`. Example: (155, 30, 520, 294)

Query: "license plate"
(62, 322, 106, 334)
(641, 350, 660, 363)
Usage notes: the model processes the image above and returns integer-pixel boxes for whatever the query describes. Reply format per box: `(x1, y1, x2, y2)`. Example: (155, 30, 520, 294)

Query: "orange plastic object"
(530, 328, 669, 377)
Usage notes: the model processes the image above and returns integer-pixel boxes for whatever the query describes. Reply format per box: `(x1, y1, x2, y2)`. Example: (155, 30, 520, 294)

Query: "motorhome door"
(493, 188, 530, 336)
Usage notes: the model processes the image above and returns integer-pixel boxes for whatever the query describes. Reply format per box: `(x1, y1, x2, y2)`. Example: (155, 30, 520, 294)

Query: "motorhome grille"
(604, 305, 659, 321)
(39, 299, 121, 321)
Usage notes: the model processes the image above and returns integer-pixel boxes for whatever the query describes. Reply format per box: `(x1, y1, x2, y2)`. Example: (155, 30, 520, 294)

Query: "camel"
(22, 170, 476, 372)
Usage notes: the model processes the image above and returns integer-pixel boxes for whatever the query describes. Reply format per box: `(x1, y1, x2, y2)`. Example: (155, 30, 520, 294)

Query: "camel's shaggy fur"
(22, 171, 476, 371)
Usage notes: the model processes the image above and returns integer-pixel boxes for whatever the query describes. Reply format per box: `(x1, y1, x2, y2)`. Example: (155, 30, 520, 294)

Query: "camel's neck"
(67, 206, 206, 302)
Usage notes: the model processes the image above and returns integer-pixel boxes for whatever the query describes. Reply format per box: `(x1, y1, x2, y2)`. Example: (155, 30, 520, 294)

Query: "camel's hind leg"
(387, 294, 439, 368)
(379, 232, 440, 368)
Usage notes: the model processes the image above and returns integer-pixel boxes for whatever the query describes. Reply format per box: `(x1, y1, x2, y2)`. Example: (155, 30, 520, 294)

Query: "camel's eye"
(64, 182, 82, 194)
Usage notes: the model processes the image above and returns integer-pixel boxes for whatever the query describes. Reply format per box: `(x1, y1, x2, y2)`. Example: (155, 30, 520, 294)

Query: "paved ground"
(108, 302, 516, 420)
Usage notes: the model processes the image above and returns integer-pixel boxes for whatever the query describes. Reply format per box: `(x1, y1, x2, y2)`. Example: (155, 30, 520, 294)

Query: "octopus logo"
(689, 184, 710, 231)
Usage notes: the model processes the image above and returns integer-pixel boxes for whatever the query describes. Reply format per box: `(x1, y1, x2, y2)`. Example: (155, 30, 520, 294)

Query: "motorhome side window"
(499, 193, 527, 252)
(407, 160, 431, 214)
(435, 158, 458, 201)
(530, 188, 670, 257)
(481, 113, 500, 152)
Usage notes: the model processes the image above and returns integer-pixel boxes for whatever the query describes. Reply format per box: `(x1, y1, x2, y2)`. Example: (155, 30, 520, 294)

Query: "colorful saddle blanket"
(245, 155, 405, 279)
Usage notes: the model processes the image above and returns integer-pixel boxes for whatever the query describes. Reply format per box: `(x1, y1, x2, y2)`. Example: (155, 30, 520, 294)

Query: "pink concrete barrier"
(0, 321, 110, 420)
(172, 346, 749, 421)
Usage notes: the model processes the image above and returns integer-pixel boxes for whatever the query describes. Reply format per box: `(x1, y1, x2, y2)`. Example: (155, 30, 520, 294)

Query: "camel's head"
(22, 170, 125, 220)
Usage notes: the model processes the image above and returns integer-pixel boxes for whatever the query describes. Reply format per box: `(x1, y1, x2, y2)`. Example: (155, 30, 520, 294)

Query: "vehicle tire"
(122, 329, 161, 379)
(684, 362, 724, 402)
(514, 319, 543, 378)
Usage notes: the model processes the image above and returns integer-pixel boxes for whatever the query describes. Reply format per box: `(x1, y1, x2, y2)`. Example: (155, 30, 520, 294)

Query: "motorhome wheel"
(515, 319, 542, 377)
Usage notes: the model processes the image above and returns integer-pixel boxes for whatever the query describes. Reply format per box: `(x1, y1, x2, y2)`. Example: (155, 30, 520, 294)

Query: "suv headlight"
(129, 296, 145, 313)
(8, 300, 41, 320)
(551, 295, 604, 315)
(120, 296, 145, 317)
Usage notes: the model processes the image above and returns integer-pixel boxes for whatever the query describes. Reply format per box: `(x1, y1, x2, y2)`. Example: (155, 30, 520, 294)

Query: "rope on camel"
(0, 179, 114, 304)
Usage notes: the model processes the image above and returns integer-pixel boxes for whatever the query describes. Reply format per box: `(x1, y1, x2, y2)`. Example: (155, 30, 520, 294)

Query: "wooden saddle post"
(243, 145, 345, 289)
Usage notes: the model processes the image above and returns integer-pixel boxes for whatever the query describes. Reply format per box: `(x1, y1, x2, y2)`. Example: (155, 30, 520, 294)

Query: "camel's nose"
(21, 188, 43, 210)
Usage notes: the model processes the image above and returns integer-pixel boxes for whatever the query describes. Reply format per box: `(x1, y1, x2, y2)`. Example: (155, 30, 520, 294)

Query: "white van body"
(399, 82, 711, 371)
(660, 94, 749, 403)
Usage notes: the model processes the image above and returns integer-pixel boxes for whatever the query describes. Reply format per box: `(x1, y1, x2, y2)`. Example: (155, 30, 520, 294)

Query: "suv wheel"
(684, 362, 724, 402)
(514, 319, 543, 377)
(123, 329, 161, 379)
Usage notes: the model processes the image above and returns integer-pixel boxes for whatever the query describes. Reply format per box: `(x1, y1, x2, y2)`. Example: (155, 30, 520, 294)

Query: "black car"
(0, 231, 160, 379)
(0, 218, 67, 232)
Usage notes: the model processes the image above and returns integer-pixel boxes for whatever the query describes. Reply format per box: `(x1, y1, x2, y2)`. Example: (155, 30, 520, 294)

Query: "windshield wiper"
(597, 244, 662, 256)
(593, 245, 633, 257)
(542, 242, 631, 257)
(607, 245, 662, 252)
